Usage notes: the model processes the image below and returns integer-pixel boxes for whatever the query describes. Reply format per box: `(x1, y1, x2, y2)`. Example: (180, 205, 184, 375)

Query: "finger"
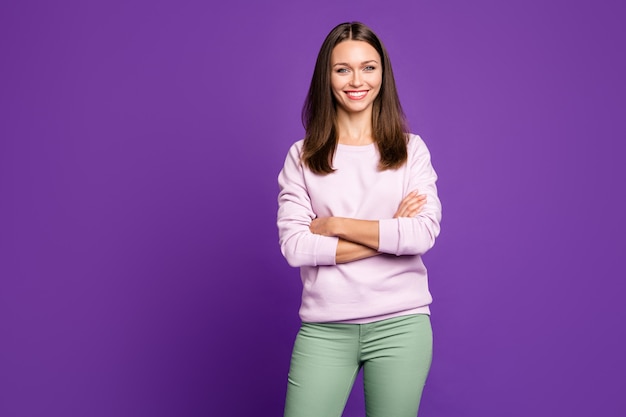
(415, 198, 427, 209)
(395, 192, 425, 217)
(406, 200, 427, 217)
(396, 199, 414, 214)
(400, 191, 417, 203)
(403, 192, 416, 199)
(398, 206, 417, 218)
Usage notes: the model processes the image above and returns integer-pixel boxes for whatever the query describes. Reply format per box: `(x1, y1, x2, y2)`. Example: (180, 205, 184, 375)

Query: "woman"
(277, 22, 442, 417)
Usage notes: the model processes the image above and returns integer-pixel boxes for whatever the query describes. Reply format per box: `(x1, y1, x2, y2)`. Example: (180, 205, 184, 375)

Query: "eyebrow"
(332, 60, 379, 67)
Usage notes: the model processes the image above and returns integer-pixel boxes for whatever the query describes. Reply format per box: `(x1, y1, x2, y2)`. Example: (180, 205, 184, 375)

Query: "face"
(330, 40, 383, 115)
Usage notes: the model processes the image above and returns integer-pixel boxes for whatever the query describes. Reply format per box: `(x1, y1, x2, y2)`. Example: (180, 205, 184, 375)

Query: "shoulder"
(286, 139, 305, 156)
(281, 139, 306, 171)
(406, 133, 430, 156)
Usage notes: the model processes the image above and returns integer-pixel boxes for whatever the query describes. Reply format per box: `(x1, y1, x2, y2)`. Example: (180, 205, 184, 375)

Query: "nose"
(349, 71, 363, 87)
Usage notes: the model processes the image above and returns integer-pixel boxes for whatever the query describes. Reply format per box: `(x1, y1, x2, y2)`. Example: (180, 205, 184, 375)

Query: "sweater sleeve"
(378, 135, 442, 256)
(277, 143, 339, 267)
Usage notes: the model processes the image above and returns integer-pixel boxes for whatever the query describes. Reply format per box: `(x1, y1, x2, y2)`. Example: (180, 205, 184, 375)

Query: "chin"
(344, 103, 372, 113)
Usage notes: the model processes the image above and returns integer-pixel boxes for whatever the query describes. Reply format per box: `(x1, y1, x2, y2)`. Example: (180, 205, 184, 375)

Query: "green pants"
(284, 314, 432, 417)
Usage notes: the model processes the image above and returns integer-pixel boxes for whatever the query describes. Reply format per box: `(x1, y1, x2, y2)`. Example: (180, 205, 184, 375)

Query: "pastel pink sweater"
(277, 134, 441, 323)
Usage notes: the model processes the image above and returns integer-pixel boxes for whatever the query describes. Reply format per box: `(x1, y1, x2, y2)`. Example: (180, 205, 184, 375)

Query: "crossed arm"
(309, 191, 427, 264)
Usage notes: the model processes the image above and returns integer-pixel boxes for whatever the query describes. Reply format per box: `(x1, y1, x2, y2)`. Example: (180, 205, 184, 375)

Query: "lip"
(345, 90, 369, 100)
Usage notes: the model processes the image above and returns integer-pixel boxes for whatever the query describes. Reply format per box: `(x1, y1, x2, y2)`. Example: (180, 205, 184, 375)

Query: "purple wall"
(1, 1, 624, 416)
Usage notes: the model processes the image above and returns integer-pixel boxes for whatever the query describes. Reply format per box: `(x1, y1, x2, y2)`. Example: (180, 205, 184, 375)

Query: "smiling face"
(330, 40, 383, 116)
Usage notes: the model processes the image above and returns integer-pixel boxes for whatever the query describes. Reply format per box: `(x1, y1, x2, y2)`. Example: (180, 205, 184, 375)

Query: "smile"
(345, 91, 368, 100)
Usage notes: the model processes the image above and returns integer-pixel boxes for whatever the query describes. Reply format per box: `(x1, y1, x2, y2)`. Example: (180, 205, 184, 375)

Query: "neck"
(335, 107, 374, 146)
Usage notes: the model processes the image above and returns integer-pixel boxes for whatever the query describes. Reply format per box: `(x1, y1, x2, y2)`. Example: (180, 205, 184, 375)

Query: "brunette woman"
(277, 21, 441, 417)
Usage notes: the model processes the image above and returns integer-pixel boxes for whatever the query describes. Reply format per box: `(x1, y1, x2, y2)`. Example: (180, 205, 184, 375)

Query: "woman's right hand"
(393, 190, 427, 218)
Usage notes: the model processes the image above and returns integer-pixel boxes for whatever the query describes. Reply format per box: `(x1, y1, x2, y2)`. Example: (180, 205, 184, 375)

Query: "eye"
(364, 65, 376, 72)
(336, 68, 350, 74)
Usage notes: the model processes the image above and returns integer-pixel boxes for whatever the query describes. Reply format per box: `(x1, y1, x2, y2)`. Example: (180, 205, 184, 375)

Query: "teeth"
(347, 91, 367, 98)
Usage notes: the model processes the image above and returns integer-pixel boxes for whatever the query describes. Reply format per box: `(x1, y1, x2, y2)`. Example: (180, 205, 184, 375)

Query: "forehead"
(331, 40, 380, 63)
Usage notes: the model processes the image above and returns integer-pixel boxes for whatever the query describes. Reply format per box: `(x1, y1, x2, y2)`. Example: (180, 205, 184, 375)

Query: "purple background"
(1, 1, 625, 416)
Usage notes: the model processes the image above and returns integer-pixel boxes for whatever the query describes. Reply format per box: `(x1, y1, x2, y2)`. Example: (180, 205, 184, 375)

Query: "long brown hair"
(301, 22, 409, 174)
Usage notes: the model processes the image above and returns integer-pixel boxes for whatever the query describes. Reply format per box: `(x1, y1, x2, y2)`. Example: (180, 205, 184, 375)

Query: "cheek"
(330, 76, 343, 91)
(330, 87, 344, 105)
(370, 78, 382, 98)
(372, 74, 383, 89)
